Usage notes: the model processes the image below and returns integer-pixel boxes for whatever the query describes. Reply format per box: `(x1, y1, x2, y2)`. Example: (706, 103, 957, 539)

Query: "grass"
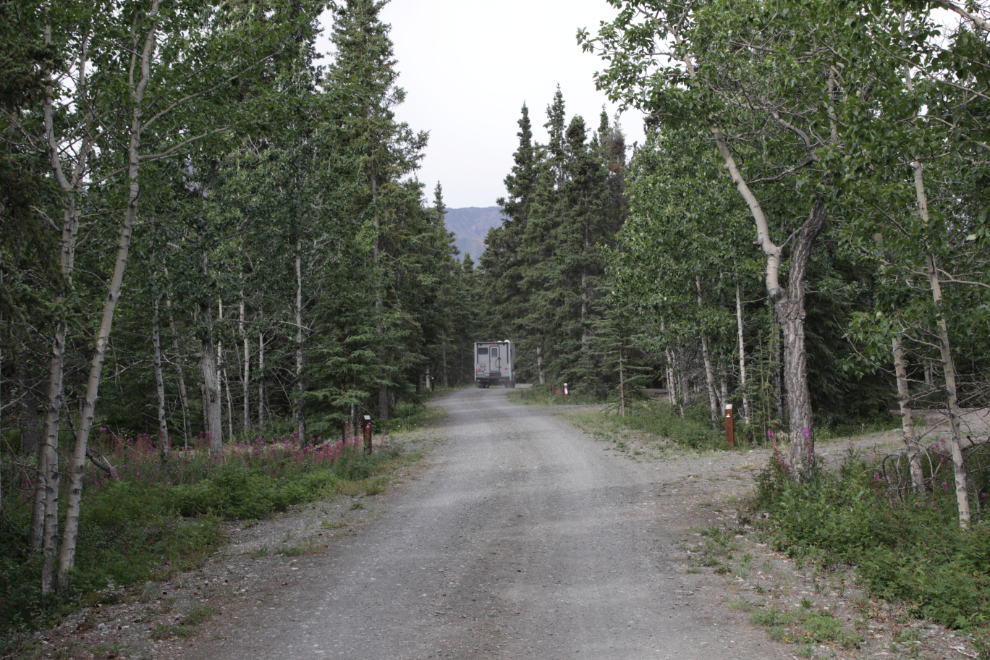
(523, 394, 739, 452)
(507, 383, 602, 406)
(150, 604, 219, 640)
(0, 405, 443, 651)
(749, 606, 863, 648)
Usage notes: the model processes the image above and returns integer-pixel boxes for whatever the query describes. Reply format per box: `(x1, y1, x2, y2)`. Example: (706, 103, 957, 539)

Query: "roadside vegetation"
(0, 400, 444, 650)
(750, 445, 990, 634)
(513, 386, 900, 453)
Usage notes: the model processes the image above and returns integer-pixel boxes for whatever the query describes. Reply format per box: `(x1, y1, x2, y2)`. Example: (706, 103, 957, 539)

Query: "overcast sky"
(317, 1, 646, 210)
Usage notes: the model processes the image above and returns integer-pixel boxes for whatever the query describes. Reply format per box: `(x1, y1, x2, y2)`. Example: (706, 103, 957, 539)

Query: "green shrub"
(0, 430, 408, 644)
(619, 400, 724, 450)
(754, 452, 990, 629)
(167, 466, 337, 519)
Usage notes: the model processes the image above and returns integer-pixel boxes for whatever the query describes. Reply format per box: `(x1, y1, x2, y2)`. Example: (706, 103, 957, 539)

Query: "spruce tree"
(326, 0, 427, 420)
(481, 103, 537, 364)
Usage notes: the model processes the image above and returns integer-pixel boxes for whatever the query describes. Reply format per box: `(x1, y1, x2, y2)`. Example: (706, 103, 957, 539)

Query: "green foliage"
(0, 431, 406, 640)
(755, 452, 990, 629)
(167, 467, 337, 519)
(617, 400, 725, 450)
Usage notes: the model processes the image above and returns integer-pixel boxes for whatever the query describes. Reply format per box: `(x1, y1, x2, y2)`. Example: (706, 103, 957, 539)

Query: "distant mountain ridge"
(443, 206, 505, 261)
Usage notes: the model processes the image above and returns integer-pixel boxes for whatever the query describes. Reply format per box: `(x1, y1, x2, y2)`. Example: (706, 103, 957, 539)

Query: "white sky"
(317, 1, 646, 209)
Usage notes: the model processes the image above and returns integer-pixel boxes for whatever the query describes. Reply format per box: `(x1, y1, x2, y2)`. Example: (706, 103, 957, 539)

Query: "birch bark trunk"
(736, 284, 750, 424)
(57, 3, 167, 592)
(57, 6, 163, 591)
(165, 291, 191, 447)
(665, 352, 677, 408)
(714, 132, 826, 472)
(152, 294, 169, 462)
(258, 328, 266, 429)
(618, 347, 626, 417)
(200, 252, 224, 456)
(701, 335, 719, 428)
(720, 373, 728, 416)
(201, 282, 223, 456)
(697, 278, 720, 428)
(901, 23, 970, 525)
(773, 322, 784, 423)
(219, 300, 233, 442)
(295, 245, 306, 440)
(892, 334, 924, 490)
(241, 296, 249, 432)
(661, 318, 677, 408)
(34, 24, 93, 562)
(926, 252, 970, 526)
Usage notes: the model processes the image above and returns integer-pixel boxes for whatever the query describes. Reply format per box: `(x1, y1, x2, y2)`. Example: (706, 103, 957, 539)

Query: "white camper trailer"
(474, 340, 515, 388)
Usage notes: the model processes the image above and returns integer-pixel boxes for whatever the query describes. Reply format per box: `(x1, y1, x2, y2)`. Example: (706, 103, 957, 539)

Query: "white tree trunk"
(661, 318, 677, 408)
(926, 252, 970, 526)
(892, 334, 924, 491)
(258, 328, 266, 430)
(674, 26, 826, 471)
(736, 284, 750, 424)
(57, 3, 163, 592)
(241, 295, 249, 431)
(201, 285, 223, 457)
(295, 246, 306, 440)
(219, 300, 233, 442)
(166, 291, 191, 447)
(700, 335, 719, 428)
(697, 278, 720, 428)
(914, 167, 971, 526)
(618, 347, 626, 417)
(34, 22, 91, 566)
(902, 29, 970, 526)
(152, 294, 169, 462)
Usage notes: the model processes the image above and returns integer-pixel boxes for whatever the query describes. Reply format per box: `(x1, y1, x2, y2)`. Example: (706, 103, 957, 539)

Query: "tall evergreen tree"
(326, 0, 427, 419)
(481, 103, 537, 369)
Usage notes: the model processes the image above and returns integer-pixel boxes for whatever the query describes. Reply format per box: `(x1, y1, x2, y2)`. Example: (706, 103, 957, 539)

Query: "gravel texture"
(171, 387, 788, 660)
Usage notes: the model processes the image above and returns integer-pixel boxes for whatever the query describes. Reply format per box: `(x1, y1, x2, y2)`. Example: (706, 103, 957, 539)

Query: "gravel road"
(182, 388, 788, 660)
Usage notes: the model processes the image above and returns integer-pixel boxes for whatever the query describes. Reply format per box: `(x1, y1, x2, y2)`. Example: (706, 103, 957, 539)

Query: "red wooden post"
(363, 415, 373, 455)
(724, 403, 735, 448)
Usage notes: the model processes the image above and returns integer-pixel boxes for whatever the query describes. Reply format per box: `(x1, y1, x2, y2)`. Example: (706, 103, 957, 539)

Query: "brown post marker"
(564, 383, 569, 404)
(724, 403, 735, 448)
(363, 415, 373, 455)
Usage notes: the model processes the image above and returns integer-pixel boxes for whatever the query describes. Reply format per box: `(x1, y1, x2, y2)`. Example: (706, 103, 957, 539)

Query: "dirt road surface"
(179, 388, 788, 660)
